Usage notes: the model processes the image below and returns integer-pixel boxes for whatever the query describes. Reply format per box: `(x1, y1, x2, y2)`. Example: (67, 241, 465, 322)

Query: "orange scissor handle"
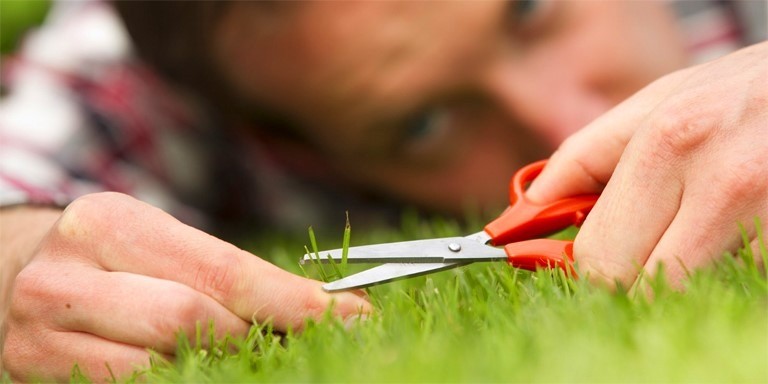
(484, 160, 598, 275)
(484, 159, 599, 246)
(504, 239, 576, 276)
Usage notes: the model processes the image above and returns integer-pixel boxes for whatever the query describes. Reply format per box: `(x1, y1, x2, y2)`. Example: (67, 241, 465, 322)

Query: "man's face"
(213, 1, 687, 214)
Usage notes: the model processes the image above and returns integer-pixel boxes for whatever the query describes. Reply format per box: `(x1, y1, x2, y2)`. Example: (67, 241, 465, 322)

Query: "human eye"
(505, 0, 553, 36)
(403, 107, 450, 145)
(510, 0, 540, 21)
(394, 106, 457, 164)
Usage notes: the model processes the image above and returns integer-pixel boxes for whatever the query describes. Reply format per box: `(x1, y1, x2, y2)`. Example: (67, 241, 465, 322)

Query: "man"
(1, 0, 765, 381)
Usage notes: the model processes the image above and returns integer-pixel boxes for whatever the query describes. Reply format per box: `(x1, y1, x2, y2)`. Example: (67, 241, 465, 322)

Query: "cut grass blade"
(304, 244, 328, 282)
(754, 217, 767, 276)
(305, 226, 329, 282)
(341, 211, 351, 276)
(302, 218, 354, 283)
(325, 253, 343, 282)
(738, 222, 756, 272)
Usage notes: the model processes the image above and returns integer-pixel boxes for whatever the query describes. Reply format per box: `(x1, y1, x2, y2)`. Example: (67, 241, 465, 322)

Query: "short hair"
(112, 0, 228, 101)
(113, 1, 304, 140)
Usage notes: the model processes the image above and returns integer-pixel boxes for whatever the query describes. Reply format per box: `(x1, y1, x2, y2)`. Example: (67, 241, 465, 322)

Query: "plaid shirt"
(0, 0, 764, 232)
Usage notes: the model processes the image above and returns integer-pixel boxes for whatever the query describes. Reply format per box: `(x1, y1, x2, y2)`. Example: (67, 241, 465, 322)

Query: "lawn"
(67, 215, 768, 383)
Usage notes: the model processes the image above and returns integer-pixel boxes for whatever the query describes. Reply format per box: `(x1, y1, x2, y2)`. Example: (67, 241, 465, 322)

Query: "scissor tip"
(321, 281, 347, 292)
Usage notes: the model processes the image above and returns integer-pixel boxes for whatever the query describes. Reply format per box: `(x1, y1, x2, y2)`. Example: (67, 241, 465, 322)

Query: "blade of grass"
(305, 226, 331, 281)
(755, 218, 767, 275)
(69, 364, 89, 384)
(556, 266, 571, 299)
(325, 253, 343, 281)
(738, 222, 756, 272)
(341, 211, 351, 276)
(104, 362, 116, 383)
(195, 320, 203, 354)
(308, 225, 319, 253)
(297, 259, 310, 279)
(304, 245, 328, 282)
(208, 321, 216, 358)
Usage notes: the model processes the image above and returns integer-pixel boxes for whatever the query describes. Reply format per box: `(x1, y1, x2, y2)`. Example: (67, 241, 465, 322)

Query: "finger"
(639, 159, 768, 288)
(3, 328, 158, 383)
(524, 107, 635, 203)
(526, 69, 693, 204)
(50, 192, 371, 330)
(31, 265, 251, 354)
(572, 130, 685, 289)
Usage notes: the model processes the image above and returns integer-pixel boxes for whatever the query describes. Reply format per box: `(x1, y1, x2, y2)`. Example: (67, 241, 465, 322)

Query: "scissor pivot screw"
(448, 242, 462, 252)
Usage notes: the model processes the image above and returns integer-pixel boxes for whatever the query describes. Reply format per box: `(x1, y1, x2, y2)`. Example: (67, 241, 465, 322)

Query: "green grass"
(48, 216, 768, 382)
(0, 0, 50, 54)
(105, 215, 768, 383)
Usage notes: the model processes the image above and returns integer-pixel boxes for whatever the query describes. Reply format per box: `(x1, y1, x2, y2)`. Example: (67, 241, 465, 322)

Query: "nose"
(482, 51, 613, 148)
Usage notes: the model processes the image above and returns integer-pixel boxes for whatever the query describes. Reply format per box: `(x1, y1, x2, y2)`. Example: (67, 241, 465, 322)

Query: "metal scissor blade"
(302, 232, 499, 265)
(322, 262, 466, 291)
(302, 237, 466, 264)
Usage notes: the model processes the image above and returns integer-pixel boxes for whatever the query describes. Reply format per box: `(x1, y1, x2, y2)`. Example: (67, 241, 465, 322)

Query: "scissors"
(301, 160, 600, 292)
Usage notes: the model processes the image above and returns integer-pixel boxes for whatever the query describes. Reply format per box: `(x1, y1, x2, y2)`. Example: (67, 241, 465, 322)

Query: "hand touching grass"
(1, 192, 371, 382)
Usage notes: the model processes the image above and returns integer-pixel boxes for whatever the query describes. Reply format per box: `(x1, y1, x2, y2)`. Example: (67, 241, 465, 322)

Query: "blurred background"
(1, 0, 50, 54)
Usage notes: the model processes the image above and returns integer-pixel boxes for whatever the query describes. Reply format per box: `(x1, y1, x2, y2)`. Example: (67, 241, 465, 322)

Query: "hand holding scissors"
(302, 160, 600, 291)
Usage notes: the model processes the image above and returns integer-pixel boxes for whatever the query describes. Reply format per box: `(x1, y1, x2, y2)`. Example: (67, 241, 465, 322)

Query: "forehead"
(214, 1, 501, 129)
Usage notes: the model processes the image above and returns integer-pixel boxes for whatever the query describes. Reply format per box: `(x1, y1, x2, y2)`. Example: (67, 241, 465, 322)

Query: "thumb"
(236, 257, 373, 331)
(525, 70, 692, 203)
(524, 119, 624, 203)
(525, 98, 648, 203)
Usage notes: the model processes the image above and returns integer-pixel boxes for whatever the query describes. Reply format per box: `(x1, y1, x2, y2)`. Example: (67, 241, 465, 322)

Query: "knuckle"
(545, 140, 604, 191)
(686, 157, 768, 251)
(261, 283, 326, 329)
(564, 155, 602, 190)
(295, 289, 327, 320)
(9, 266, 56, 319)
(55, 192, 131, 241)
(715, 156, 768, 204)
(193, 250, 241, 301)
(646, 107, 715, 160)
(548, 141, 577, 170)
(552, 131, 595, 166)
(54, 192, 152, 253)
(551, 134, 579, 159)
(282, 303, 321, 330)
(159, 288, 209, 335)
